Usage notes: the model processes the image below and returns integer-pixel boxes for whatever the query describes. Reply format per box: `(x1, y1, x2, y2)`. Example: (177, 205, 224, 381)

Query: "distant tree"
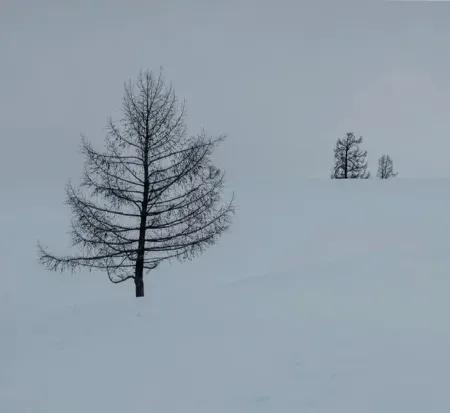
(39, 70, 235, 298)
(377, 154, 397, 179)
(331, 132, 370, 179)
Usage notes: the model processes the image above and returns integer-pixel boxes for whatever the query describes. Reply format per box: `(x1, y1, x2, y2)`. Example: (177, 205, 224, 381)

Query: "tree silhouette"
(332, 132, 370, 179)
(39, 71, 234, 297)
(377, 154, 397, 179)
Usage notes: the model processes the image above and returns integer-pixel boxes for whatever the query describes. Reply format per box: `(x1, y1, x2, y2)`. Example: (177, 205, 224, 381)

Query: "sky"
(2, 1, 450, 195)
(2, 1, 450, 296)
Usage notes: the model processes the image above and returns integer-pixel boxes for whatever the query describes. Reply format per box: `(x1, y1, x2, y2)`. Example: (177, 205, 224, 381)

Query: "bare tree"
(39, 71, 234, 297)
(377, 154, 397, 179)
(331, 132, 370, 179)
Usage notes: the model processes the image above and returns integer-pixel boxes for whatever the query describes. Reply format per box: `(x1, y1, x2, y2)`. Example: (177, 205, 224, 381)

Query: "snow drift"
(2, 180, 450, 412)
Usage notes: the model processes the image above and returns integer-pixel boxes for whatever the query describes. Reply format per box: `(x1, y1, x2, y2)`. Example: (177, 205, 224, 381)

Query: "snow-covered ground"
(3, 180, 450, 412)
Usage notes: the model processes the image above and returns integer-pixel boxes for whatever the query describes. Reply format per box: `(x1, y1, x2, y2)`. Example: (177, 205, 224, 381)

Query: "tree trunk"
(134, 211, 147, 298)
(134, 126, 149, 298)
(135, 270, 144, 297)
(344, 146, 348, 179)
(135, 231, 146, 298)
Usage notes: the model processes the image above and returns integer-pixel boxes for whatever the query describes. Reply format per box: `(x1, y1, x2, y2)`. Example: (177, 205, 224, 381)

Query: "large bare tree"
(39, 71, 234, 297)
(331, 132, 370, 179)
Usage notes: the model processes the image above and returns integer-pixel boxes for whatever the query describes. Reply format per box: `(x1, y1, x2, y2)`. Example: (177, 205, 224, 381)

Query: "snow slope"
(3, 180, 450, 412)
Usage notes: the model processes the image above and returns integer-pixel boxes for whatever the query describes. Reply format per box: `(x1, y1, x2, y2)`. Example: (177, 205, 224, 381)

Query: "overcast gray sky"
(2, 1, 450, 197)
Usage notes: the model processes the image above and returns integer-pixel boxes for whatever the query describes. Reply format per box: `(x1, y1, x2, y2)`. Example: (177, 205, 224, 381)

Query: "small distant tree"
(331, 132, 370, 179)
(39, 70, 234, 298)
(377, 154, 397, 179)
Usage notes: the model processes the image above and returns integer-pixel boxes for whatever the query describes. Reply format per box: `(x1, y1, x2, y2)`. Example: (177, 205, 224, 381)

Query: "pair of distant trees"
(331, 132, 397, 180)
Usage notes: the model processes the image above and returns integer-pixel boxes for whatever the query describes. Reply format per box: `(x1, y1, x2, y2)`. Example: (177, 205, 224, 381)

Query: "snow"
(3, 180, 450, 412)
